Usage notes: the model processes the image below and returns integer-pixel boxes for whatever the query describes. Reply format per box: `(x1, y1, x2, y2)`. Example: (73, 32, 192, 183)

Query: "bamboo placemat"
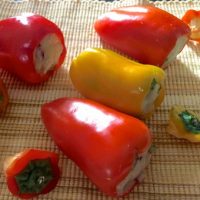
(0, 0, 200, 199)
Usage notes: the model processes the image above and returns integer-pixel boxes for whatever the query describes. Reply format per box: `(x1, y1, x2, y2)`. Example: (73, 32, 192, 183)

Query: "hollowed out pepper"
(168, 105, 200, 142)
(94, 5, 191, 67)
(0, 13, 66, 84)
(70, 48, 165, 119)
(4, 149, 60, 199)
(41, 97, 152, 197)
(0, 78, 9, 113)
(182, 9, 200, 42)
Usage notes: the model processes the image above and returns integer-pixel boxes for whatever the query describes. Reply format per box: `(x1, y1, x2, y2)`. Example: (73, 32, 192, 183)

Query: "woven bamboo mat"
(0, 0, 200, 199)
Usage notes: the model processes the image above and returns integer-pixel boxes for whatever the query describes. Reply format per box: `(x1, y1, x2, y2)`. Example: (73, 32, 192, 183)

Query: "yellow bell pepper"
(168, 105, 200, 142)
(69, 48, 165, 118)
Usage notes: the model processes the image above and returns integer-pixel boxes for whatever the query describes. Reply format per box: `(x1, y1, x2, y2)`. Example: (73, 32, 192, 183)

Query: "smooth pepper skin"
(41, 97, 152, 197)
(168, 105, 200, 142)
(4, 149, 60, 199)
(94, 5, 191, 67)
(0, 13, 66, 84)
(182, 9, 200, 42)
(70, 48, 165, 119)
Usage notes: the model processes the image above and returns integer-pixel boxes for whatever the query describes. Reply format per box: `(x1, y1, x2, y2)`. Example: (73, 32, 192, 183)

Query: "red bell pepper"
(94, 5, 191, 67)
(41, 97, 152, 197)
(4, 149, 60, 199)
(182, 9, 200, 42)
(0, 78, 8, 112)
(0, 13, 66, 84)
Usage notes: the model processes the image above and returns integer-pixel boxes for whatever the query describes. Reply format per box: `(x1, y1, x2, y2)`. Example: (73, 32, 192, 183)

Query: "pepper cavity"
(34, 33, 64, 75)
(0, 13, 66, 84)
(116, 148, 151, 196)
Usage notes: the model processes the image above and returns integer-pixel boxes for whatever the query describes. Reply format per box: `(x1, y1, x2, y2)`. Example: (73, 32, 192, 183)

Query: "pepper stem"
(15, 159, 53, 194)
(179, 110, 200, 134)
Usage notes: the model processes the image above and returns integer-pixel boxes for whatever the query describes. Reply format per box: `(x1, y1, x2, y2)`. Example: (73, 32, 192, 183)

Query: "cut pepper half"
(168, 105, 200, 142)
(4, 149, 60, 199)
(182, 9, 200, 42)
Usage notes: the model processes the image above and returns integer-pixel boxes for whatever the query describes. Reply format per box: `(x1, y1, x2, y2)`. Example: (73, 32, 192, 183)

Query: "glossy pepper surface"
(4, 149, 60, 199)
(168, 105, 200, 142)
(182, 9, 200, 42)
(70, 48, 165, 119)
(94, 5, 191, 67)
(0, 13, 66, 84)
(0, 78, 9, 112)
(41, 97, 152, 197)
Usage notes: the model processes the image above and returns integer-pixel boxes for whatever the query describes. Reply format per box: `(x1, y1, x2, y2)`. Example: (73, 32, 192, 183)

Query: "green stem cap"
(179, 111, 200, 134)
(15, 158, 54, 194)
